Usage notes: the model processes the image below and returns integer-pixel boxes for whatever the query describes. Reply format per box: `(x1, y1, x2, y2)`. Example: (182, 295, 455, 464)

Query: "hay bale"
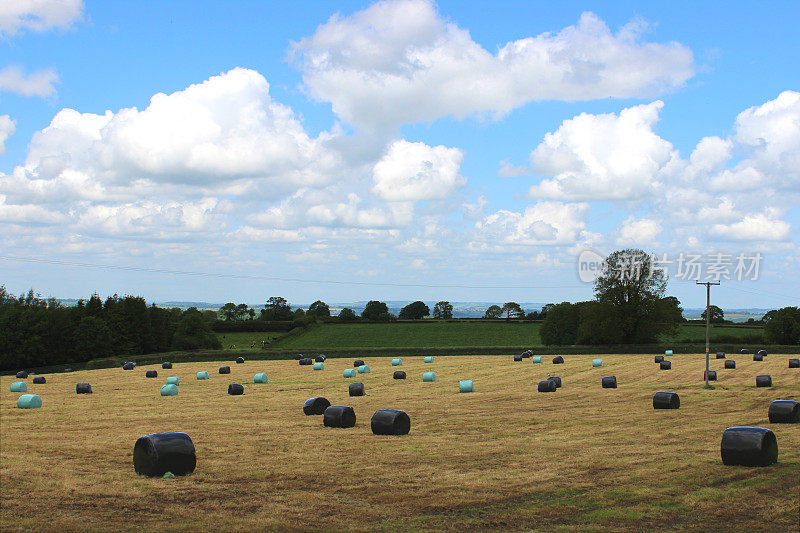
(295, 354, 304, 360)
(724, 360, 736, 369)
(391, 358, 402, 366)
(196, 371, 210, 380)
(716, 352, 726, 359)
(123, 362, 134, 370)
(160, 384, 178, 396)
(371, 409, 410, 435)
(601, 376, 617, 388)
(740, 348, 749, 354)
(538, 380, 556, 393)
(424, 356, 433, 363)
(660, 360, 672, 370)
(32, 376, 46, 384)
(219, 366, 231, 374)
(757, 349, 767, 357)
(165, 376, 179, 386)
(422, 372, 436, 382)
(343, 368, 356, 378)
(755, 375, 772, 387)
(665, 350, 673, 357)
(64, 368, 72, 373)
(704, 370, 717, 381)
(768, 400, 799, 423)
(353, 359, 365, 367)
(303, 397, 331, 415)
(459, 380, 473, 393)
(254, 373, 268, 383)
(357, 365, 371, 374)
(145, 370, 158, 378)
(654, 355, 664, 363)
(720, 427, 777, 467)
(133, 432, 196, 477)
(228, 383, 244, 395)
(393, 370, 406, 380)
(349, 382, 365, 397)
(162, 362, 172, 369)
(15, 371, 27, 379)
(592, 359, 603, 367)
(552, 356, 564, 364)
(16, 394, 42, 409)
(315, 355, 326, 363)
(10, 381, 27, 393)
(513, 354, 523, 362)
(789, 358, 800, 368)
(753, 353, 763, 361)
(323, 405, 357, 428)
(313, 362, 324, 370)
(531, 356, 542, 363)
(653, 391, 679, 409)
(236, 357, 245, 364)
(76, 382, 92, 394)
(299, 358, 313, 366)
(547, 376, 562, 388)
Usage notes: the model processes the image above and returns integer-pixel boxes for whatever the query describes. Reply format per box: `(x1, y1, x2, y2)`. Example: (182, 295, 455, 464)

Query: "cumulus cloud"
(474, 201, 589, 246)
(710, 213, 791, 242)
(616, 216, 661, 245)
(0, 66, 58, 98)
(290, 1, 694, 131)
(371, 140, 465, 201)
(0, 0, 82, 37)
(0, 115, 15, 154)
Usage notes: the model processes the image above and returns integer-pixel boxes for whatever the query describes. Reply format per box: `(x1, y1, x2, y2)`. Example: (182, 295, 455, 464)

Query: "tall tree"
(361, 300, 389, 320)
(262, 296, 293, 321)
(308, 300, 331, 319)
(338, 307, 357, 321)
(219, 302, 237, 321)
(484, 305, 502, 319)
(700, 305, 725, 323)
(432, 301, 453, 319)
(501, 302, 524, 319)
(540, 302, 579, 345)
(764, 307, 800, 344)
(399, 301, 430, 319)
(172, 308, 222, 350)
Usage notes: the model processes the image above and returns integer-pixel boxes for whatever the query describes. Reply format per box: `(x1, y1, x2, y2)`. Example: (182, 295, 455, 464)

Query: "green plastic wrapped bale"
(254, 373, 268, 383)
(422, 372, 436, 382)
(313, 362, 324, 370)
(357, 365, 371, 374)
(531, 356, 542, 363)
(592, 359, 603, 367)
(343, 369, 356, 378)
(196, 371, 210, 380)
(10, 381, 27, 393)
(160, 384, 178, 396)
(424, 356, 433, 363)
(459, 380, 473, 393)
(665, 350, 673, 357)
(391, 358, 402, 366)
(17, 394, 41, 409)
(165, 376, 179, 386)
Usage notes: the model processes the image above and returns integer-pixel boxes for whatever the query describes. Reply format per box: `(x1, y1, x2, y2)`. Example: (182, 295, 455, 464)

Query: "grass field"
(217, 331, 288, 350)
(2, 353, 798, 531)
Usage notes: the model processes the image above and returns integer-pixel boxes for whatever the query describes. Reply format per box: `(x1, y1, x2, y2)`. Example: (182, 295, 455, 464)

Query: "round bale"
(76, 382, 92, 394)
(133, 432, 196, 477)
(227, 383, 244, 395)
(740, 348, 749, 354)
(391, 358, 402, 366)
(15, 371, 28, 379)
(357, 365, 371, 374)
(665, 350, 673, 357)
(313, 362, 324, 370)
(165, 376, 179, 386)
(514, 354, 523, 362)
(160, 384, 178, 396)
(32, 376, 46, 384)
(162, 362, 172, 369)
(348, 382, 365, 397)
(145, 370, 158, 378)
(303, 397, 331, 415)
(720, 426, 777, 467)
(295, 354, 304, 360)
(343, 369, 356, 378)
(538, 380, 556, 393)
(236, 357, 245, 364)
(196, 371, 210, 380)
(601, 376, 617, 389)
(219, 366, 231, 374)
(768, 400, 799, 423)
(353, 359, 365, 367)
(552, 356, 564, 364)
(10, 381, 27, 393)
(424, 356, 433, 363)
(123, 362, 134, 370)
(716, 352, 726, 359)
(422, 372, 436, 382)
(704, 370, 717, 381)
(315, 355, 326, 363)
(789, 358, 800, 368)
(654, 355, 664, 363)
(531, 356, 542, 364)
(323, 405, 356, 428)
(592, 359, 603, 367)
(755, 375, 772, 387)
(17, 394, 42, 409)
(653, 391, 680, 409)
(757, 349, 767, 357)
(753, 354, 764, 362)
(393, 370, 406, 380)
(299, 358, 313, 366)
(254, 373, 268, 384)
(660, 360, 672, 370)
(724, 360, 736, 369)
(547, 376, 562, 388)
(371, 409, 410, 435)
(459, 380, 474, 393)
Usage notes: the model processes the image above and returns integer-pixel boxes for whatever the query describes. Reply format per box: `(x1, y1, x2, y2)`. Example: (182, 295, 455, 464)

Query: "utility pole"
(697, 281, 721, 387)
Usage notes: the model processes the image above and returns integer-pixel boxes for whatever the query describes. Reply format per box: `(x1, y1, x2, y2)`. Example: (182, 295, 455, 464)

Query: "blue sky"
(1, 0, 798, 309)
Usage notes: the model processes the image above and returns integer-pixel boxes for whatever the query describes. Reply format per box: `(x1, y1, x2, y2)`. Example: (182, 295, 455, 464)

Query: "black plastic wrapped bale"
(32, 376, 46, 384)
(768, 400, 800, 423)
(315, 355, 326, 362)
(393, 370, 407, 380)
(755, 375, 772, 387)
(353, 359, 365, 367)
(162, 362, 172, 369)
(303, 397, 331, 415)
(227, 383, 244, 395)
(753, 354, 763, 362)
(720, 427, 777, 467)
(725, 360, 736, 369)
(789, 359, 800, 368)
(349, 382, 365, 397)
(145, 370, 158, 378)
(514, 354, 523, 362)
(538, 380, 556, 393)
(64, 368, 73, 373)
(133, 432, 196, 477)
(653, 391, 680, 409)
(716, 352, 726, 359)
(660, 360, 671, 370)
(740, 348, 749, 354)
(547, 376, 562, 388)
(295, 353, 304, 360)
(601, 376, 617, 388)
(371, 409, 411, 435)
(76, 382, 92, 394)
(704, 370, 717, 381)
(123, 362, 134, 370)
(16, 370, 28, 379)
(757, 349, 767, 357)
(552, 356, 564, 364)
(236, 357, 245, 364)
(654, 355, 664, 363)
(323, 405, 356, 428)
(299, 358, 313, 366)
(219, 366, 231, 374)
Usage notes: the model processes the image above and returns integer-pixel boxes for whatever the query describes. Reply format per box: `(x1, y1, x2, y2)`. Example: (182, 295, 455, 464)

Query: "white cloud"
(616, 216, 661, 245)
(498, 159, 529, 177)
(290, 1, 694, 131)
(710, 213, 791, 242)
(0, 0, 82, 37)
(0, 115, 15, 154)
(372, 140, 465, 201)
(475, 201, 588, 246)
(0, 66, 58, 98)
